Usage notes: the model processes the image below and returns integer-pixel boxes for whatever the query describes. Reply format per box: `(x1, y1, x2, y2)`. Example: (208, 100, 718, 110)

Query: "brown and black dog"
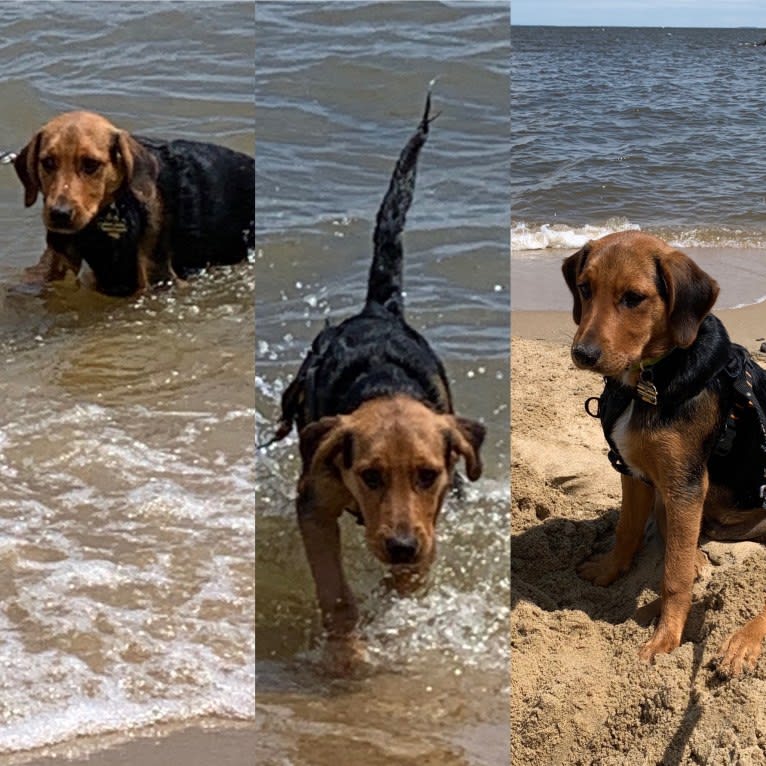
(15, 111, 254, 296)
(564, 230, 766, 676)
(271, 93, 485, 669)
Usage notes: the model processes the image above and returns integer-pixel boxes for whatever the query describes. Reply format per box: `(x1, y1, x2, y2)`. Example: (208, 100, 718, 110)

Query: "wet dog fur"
(15, 110, 254, 296)
(274, 93, 485, 669)
(564, 230, 766, 676)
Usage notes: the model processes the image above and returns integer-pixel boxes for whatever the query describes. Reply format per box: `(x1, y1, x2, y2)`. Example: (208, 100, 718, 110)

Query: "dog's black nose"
(572, 344, 601, 368)
(385, 535, 419, 564)
(49, 204, 74, 228)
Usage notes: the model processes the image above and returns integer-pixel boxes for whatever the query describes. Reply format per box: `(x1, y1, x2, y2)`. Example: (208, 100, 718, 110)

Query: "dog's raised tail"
(365, 85, 437, 314)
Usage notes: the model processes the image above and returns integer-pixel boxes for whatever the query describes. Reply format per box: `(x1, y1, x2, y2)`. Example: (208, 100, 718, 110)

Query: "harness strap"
(727, 358, 766, 507)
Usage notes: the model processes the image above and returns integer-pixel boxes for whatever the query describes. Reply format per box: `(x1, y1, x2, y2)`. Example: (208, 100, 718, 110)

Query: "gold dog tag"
(97, 208, 128, 240)
(636, 369, 658, 405)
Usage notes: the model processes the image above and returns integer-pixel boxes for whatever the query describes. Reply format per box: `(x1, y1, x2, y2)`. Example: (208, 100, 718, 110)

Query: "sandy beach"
(511, 304, 766, 764)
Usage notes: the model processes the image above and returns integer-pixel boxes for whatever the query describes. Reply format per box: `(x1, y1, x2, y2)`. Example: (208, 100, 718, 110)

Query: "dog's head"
(299, 395, 485, 569)
(562, 231, 719, 378)
(14, 111, 158, 234)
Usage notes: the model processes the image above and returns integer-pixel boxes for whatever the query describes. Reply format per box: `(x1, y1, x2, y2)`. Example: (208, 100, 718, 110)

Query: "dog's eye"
(40, 156, 56, 173)
(360, 468, 383, 490)
(81, 158, 103, 175)
(621, 291, 646, 308)
(577, 282, 592, 300)
(416, 468, 439, 489)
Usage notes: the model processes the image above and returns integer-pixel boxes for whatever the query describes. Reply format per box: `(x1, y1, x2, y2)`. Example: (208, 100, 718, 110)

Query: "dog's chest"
(609, 401, 649, 481)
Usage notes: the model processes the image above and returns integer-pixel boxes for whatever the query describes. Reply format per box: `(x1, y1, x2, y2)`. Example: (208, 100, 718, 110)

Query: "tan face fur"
(15, 111, 140, 233)
(562, 231, 719, 380)
(302, 395, 484, 569)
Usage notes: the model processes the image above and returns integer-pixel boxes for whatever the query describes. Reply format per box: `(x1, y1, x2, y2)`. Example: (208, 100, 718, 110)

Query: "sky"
(512, 1, 766, 28)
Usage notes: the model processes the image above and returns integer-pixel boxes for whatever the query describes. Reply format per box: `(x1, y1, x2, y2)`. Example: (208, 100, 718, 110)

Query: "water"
(256, 2, 510, 763)
(511, 26, 766, 309)
(0, 2, 254, 759)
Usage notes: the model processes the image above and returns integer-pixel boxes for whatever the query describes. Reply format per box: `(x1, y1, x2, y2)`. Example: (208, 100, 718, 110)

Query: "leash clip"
(636, 364, 658, 406)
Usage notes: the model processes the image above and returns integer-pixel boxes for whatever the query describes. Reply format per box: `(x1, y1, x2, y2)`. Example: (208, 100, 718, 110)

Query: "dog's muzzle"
(572, 343, 601, 369)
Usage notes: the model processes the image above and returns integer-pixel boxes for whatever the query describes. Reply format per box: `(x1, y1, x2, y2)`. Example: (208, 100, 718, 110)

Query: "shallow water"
(0, 2, 254, 758)
(256, 2, 510, 763)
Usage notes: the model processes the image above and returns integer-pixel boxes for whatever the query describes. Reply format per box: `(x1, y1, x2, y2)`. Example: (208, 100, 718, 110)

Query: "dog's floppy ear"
(14, 132, 42, 207)
(112, 131, 159, 203)
(299, 416, 353, 474)
(562, 242, 591, 324)
(446, 416, 485, 481)
(658, 250, 719, 348)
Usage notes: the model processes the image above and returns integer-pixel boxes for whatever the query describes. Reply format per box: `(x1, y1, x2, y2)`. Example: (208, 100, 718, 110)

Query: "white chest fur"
(609, 401, 648, 481)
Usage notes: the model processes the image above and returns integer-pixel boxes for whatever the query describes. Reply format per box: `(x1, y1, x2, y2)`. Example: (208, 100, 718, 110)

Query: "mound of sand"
(511, 332, 766, 765)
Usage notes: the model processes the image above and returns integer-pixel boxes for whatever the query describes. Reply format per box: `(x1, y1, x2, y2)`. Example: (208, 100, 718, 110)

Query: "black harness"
(585, 316, 766, 510)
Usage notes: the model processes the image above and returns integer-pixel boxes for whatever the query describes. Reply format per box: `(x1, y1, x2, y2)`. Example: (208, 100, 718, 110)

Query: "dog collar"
(96, 204, 128, 240)
(628, 351, 674, 373)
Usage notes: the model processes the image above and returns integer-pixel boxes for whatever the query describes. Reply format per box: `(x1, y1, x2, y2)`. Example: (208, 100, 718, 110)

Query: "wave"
(513, 221, 766, 252)
(511, 220, 640, 251)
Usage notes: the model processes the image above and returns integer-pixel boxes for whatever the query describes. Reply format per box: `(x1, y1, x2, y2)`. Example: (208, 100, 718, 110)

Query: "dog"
(563, 230, 766, 676)
(270, 92, 485, 669)
(14, 111, 254, 296)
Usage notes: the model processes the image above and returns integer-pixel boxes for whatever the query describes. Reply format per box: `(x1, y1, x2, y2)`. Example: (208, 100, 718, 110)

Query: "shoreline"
(0, 720, 256, 766)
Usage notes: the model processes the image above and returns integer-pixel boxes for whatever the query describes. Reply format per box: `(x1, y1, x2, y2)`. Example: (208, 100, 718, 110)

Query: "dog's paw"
(577, 552, 623, 586)
(716, 624, 764, 677)
(638, 627, 681, 664)
(321, 634, 369, 677)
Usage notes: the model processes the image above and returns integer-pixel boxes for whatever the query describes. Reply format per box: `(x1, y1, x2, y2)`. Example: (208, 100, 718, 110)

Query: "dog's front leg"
(296, 483, 361, 672)
(639, 474, 706, 662)
(579, 474, 654, 586)
(23, 247, 80, 287)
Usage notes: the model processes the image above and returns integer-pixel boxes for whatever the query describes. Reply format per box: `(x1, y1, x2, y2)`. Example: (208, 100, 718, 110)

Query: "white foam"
(511, 219, 640, 251)
(512, 221, 766, 252)
(0, 396, 254, 754)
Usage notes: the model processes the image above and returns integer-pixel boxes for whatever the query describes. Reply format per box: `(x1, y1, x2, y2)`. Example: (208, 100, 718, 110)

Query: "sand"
(511, 307, 766, 765)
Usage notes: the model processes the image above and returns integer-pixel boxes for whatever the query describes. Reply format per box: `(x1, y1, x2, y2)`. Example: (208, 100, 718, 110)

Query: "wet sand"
(512, 247, 766, 311)
(1, 722, 255, 766)
(513, 302, 766, 347)
(511, 303, 766, 764)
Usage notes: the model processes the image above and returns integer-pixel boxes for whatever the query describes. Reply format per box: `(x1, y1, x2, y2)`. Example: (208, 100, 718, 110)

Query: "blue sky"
(512, 1, 766, 28)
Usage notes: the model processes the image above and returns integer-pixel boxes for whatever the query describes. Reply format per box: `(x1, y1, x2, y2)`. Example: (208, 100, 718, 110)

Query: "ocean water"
(256, 2, 510, 763)
(512, 26, 766, 309)
(0, 2, 254, 760)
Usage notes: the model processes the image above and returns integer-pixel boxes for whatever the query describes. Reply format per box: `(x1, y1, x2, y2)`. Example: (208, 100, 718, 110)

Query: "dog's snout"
(49, 203, 74, 229)
(385, 534, 420, 564)
(572, 343, 601, 369)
